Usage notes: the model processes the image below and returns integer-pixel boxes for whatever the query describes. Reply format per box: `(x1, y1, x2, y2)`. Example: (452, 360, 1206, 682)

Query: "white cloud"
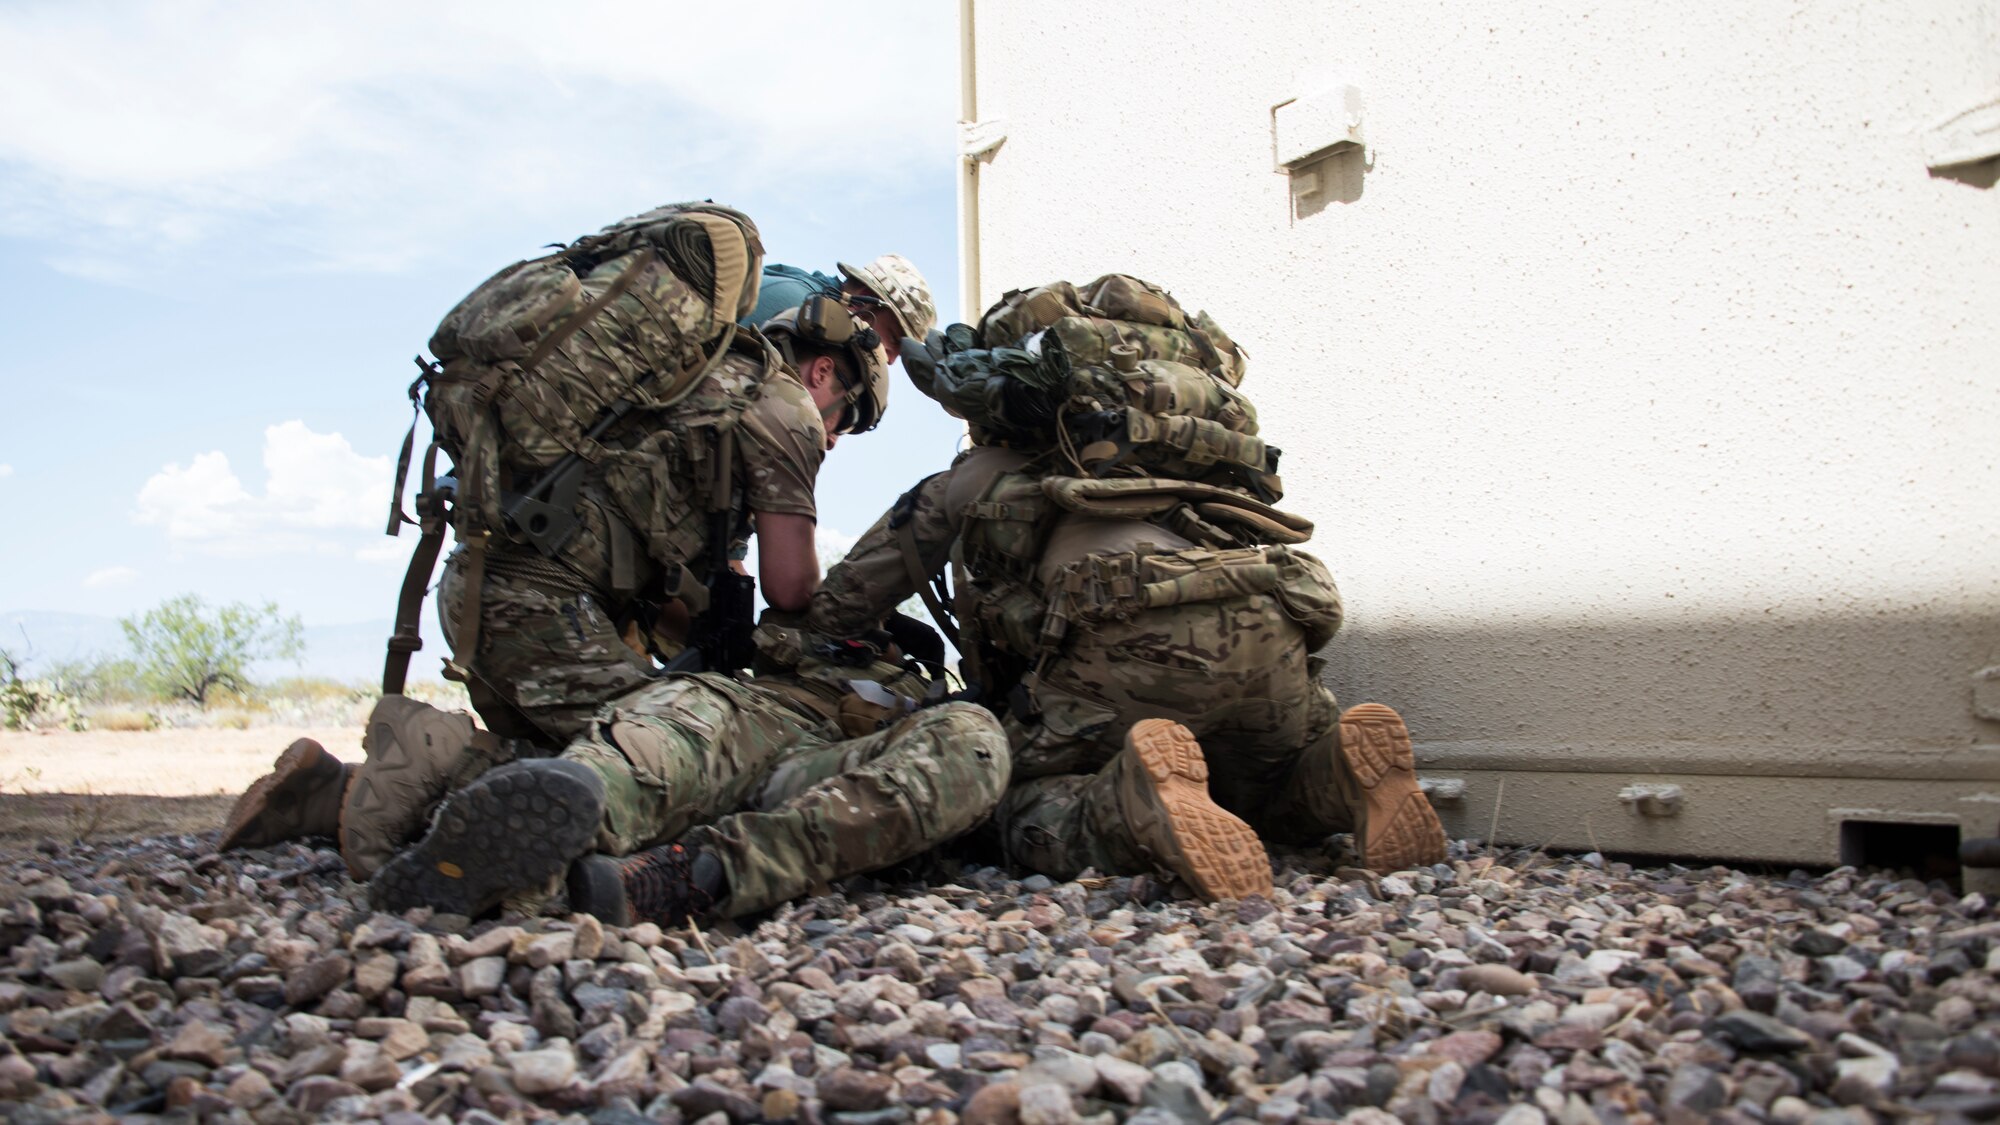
(356, 536, 419, 564)
(816, 527, 861, 564)
(0, 2, 957, 277)
(135, 421, 390, 555)
(134, 450, 253, 540)
(0, 464, 12, 477)
(263, 421, 390, 530)
(82, 566, 138, 589)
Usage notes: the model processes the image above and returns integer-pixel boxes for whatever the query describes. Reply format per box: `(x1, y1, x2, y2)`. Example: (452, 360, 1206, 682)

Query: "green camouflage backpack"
(903, 274, 1275, 500)
(977, 274, 1247, 386)
(381, 202, 769, 690)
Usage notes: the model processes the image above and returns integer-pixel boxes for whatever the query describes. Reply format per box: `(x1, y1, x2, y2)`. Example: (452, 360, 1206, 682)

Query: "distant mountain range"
(0, 610, 447, 685)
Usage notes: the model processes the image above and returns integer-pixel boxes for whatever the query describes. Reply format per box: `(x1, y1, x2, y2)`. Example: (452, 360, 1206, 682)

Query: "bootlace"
(618, 843, 714, 927)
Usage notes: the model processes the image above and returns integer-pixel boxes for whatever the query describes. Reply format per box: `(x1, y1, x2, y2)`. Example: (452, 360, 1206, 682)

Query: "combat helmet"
(761, 294, 892, 434)
(838, 253, 937, 341)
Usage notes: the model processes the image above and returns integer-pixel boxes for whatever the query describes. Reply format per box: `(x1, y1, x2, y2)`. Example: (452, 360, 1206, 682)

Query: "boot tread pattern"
(1338, 704, 1448, 873)
(1128, 720, 1270, 901)
(369, 760, 603, 918)
(1367, 792, 1448, 874)
(1338, 703, 1408, 789)
(341, 700, 474, 878)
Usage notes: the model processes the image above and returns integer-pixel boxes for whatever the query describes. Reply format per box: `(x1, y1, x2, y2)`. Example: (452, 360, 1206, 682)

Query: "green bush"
(120, 595, 304, 708)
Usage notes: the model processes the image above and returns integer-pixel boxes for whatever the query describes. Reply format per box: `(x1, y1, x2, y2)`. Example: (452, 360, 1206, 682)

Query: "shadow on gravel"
(0, 793, 229, 853)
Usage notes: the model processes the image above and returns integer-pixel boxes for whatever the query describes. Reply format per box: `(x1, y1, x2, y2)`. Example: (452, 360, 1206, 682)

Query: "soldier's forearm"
(807, 517, 912, 636)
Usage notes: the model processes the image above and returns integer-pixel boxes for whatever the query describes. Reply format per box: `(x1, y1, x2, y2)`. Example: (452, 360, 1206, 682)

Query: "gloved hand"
(884, 610, 946, 670)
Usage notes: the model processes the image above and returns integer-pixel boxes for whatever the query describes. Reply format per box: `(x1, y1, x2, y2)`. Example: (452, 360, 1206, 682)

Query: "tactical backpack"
(905, 273, 1276, 501)
(381, 202, 769, 693)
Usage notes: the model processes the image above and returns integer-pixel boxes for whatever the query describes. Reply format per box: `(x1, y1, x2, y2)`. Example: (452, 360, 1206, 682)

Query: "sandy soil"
(0, 725, 366, 796)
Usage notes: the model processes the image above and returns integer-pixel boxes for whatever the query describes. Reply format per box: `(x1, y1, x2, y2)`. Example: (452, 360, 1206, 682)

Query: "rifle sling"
(896, 518, 961, 653)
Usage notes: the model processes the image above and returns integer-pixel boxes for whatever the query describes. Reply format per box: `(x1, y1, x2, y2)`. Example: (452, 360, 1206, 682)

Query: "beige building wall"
(959, 1, 2000, 864)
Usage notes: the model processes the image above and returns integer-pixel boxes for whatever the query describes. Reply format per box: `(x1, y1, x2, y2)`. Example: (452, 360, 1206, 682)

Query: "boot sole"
(368, 760, 604, 918)
(1127, 719, 1272, 901)
(220, 739, 332, 851)
(1338, 703, 1447, 873)
(340, 696, 468, 879)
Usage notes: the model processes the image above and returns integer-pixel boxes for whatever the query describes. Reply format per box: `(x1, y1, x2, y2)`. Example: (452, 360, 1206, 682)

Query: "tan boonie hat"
(838, 253, 937, 342)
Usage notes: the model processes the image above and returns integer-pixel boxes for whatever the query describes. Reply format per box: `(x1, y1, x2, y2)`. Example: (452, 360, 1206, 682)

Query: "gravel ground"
(1, 832, 1995, 1125)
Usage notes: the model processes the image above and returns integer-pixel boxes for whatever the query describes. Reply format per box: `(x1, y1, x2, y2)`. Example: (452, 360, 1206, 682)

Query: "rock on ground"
(0, 830, 1994, 1124)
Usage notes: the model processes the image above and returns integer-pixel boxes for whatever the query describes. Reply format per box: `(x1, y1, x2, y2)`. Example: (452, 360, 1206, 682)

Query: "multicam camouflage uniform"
(366, 650, 1012, 921)
(339, 352, 833, 879)
(438, 351, 830, 746)
(807, 446, 1366, 882)
(555, 667, 1008, 917)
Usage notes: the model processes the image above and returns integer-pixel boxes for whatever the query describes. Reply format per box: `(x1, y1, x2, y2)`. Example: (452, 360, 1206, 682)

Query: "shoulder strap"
(385, 358, 440, 536)
(887, 475, 961, 652)
(382, 441, 447, 695)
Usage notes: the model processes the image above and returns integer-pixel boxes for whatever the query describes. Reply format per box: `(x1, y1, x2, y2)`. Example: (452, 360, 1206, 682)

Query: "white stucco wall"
(963, 3, 2000, 798)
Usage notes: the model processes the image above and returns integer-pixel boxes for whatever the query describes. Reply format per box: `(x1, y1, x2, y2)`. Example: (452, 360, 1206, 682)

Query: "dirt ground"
(0, 725, 364, 847)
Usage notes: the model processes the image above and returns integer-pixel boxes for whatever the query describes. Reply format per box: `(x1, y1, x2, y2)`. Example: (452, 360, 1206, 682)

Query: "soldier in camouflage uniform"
(223, 215, 908, 880)
(363, 651, 1010, 926)
(807, 447, 1446, 900)
(798, 274, 1451, 900)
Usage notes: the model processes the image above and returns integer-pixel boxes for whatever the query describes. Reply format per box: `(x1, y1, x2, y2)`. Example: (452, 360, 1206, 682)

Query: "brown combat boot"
(1338, 703, 1447, 874)
(219, 739, 355, 851)
(339, 695, 516, 880)
(1116, 719, 1273, 901)
(568, 840, 727, 928)
(367, 759, 607, 918)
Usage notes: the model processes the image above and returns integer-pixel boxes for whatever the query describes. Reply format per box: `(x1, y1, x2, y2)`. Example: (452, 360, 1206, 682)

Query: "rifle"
(661, 431, 757, 675)
(661, 555, 756, 674)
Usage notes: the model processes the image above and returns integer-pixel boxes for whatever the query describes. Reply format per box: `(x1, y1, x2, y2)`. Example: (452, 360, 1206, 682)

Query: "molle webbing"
(1040, 547, 1289, 650)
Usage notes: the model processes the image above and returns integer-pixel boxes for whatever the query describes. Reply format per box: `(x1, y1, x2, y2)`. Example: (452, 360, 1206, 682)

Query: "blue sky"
(0, 1, 966, 663)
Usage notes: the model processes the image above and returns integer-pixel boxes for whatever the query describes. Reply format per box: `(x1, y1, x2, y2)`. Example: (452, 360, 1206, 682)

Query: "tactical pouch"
(958, 470, 1059, 579)
(970, 580, 1054, 658)
(1046, 544, 1337, 643)
(1266, 546, 1345, 651)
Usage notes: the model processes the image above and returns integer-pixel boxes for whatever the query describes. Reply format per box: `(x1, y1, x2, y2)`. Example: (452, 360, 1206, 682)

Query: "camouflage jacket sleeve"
(735, 372, 826, 519)
(807, 468, 958, 637)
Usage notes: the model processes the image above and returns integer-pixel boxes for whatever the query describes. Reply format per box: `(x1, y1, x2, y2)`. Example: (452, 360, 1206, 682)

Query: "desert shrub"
(1, 649, 85, 731)
(92, 709, 158, 732)
(120, 595, 304, 707)
(43, 656, 149, 706)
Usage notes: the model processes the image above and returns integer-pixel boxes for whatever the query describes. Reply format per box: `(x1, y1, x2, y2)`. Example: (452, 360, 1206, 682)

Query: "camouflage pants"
(562, 674, 1010, 917)
(438, 552, 656, 748)
(996, 593, 1358, 879)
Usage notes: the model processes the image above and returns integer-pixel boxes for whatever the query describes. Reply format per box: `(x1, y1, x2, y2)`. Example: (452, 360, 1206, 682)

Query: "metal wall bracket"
(1619, 783, 1685, 818)
(1420, 777, 1467, 803)
(1924, 91, 2000, 171)
(1272, 85, 1366, 170)
(960, 118, 1009, 163)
